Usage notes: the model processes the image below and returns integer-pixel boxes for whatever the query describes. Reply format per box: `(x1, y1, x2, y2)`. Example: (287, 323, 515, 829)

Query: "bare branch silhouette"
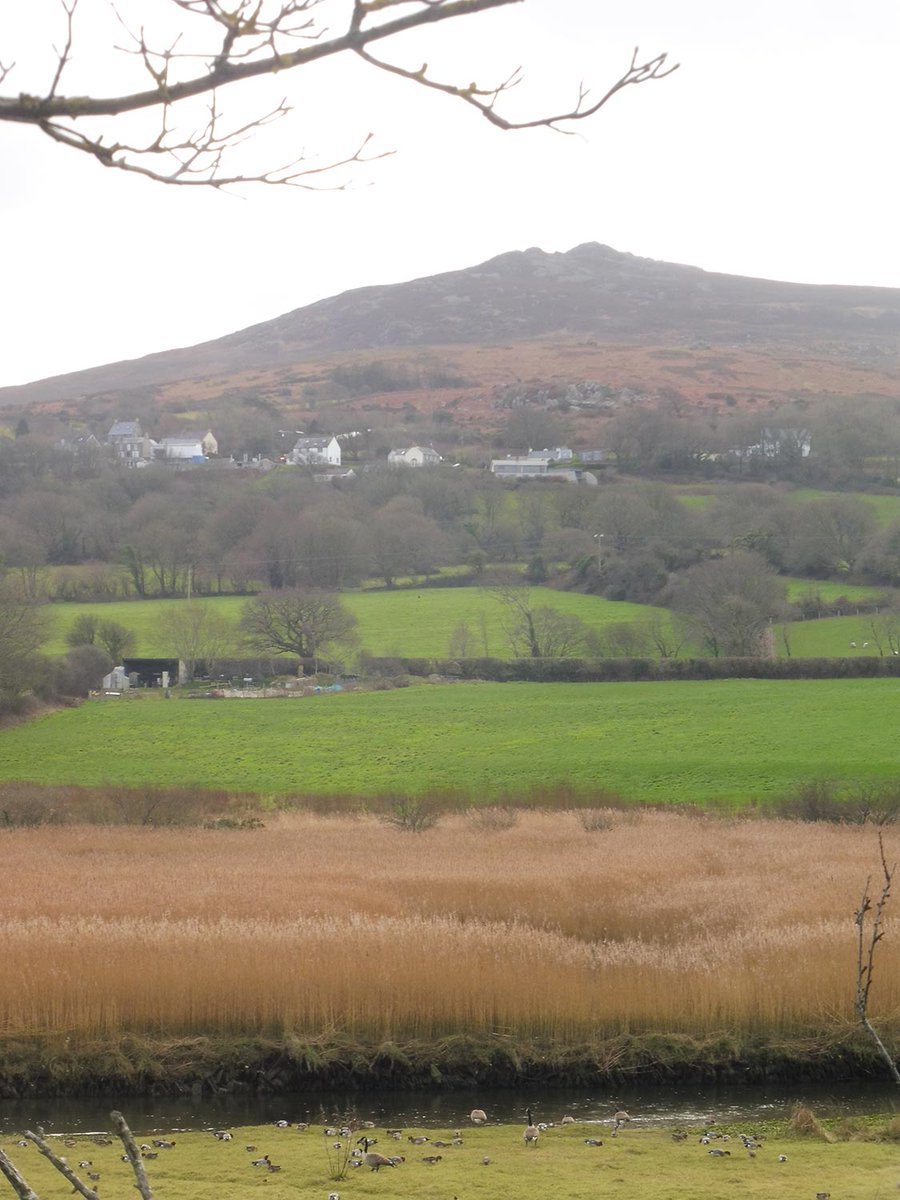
(0, 0, 677, 186)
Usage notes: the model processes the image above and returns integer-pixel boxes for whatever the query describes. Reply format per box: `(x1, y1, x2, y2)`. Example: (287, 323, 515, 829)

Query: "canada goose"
(153, 1139, 175, 1149)
(481, 1156, 492, 1165)
(274, 1119, 289, 1128)
(295, 1122, 309, 1131)
(778, 1154, 788, 1162)
(708, 1148, 731, 1157)
(584, 1138, 603, 1147)
(87, 1172, 100, 1183)
(359, 1138, 397, 1172)
(560, 1115, 576, 1125)
(266, 1162, 282, 1173)
(251, 1156, 270, 1167)
(524, 1109, 539, 1147)
(78, 1160, 92, 1168)
(407, 1135, 429, 1145)
(245, 1145, 258, 1153)
(422, 1155, 443, 1164)
(671, 1131, 688, 1142)
(470, 1109, 487, 1125)
(612, 1110, 630, 1129)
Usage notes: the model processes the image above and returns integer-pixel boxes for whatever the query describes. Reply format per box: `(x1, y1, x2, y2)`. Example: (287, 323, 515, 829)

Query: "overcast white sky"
(1, 0, 898, 389)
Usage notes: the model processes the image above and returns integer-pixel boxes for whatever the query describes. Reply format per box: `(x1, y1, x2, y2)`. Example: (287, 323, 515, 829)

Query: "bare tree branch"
(22, 1129, 99, 1200)
(0, 0, 677, 186)
(110, 1111, 155, 1200)
(0, 1148, 39, 1200)
(853, 832, 900, 1084)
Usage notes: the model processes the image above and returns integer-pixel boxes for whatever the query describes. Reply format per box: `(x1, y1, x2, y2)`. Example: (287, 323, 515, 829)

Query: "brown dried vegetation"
(0, 812, 896, 1043)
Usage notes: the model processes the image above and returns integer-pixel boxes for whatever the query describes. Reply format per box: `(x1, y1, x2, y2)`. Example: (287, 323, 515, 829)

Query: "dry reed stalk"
(0, 815, 895, 1041)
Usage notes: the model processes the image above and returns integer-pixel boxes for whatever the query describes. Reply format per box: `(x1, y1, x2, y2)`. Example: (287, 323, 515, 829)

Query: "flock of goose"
(200, 1105, 637, 1180)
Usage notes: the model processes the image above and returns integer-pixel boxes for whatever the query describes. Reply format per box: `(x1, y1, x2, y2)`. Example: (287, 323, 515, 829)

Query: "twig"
(853, 831, 900, 1084)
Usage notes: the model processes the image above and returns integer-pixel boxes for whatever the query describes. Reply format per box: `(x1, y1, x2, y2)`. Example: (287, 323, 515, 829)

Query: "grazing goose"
(584, 1138, 603, 1147)
(708, 1148, 731, 1157)
(407, 1135, 429, 1145)
(422, 1155, 443, 1164)
(470, 1109, 487, 1125)
(523, 1109, 540, 1147)
(560, 1115, 576, 1125)
(359, 1138, 396, 1172)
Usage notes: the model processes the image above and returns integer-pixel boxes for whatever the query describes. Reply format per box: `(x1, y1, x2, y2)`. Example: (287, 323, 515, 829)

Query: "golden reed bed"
(0, 812, 896, 1042)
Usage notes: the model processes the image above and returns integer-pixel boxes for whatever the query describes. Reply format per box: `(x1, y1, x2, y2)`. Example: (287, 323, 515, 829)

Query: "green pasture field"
(42, 589, 671, 660)
(3, 679, 899, 803)
(782, 576, 890, 604)
(675, 484, 900, 527)
(0, 1119, 895, 1200)
(792, 487, 900, 525)
(777, 615, 898, 658)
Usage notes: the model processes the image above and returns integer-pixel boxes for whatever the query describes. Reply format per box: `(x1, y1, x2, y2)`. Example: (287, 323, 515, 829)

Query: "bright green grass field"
(3, 679, 899, 803)
(42, 589, 670, 660)
(778, 615, 898, 658)
(0, 1121, 895, 1200)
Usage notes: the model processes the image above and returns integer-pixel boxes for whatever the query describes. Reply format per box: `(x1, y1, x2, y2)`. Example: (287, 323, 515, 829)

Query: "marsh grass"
(0, 815, 895, 1049)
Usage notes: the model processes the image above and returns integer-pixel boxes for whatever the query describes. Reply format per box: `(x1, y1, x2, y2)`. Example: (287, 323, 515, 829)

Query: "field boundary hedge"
(361, 654, 900, 682)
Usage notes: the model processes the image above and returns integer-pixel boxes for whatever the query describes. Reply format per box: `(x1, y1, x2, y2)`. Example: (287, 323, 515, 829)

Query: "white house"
(156, 436, 207, 461)
(387, 445, 442, 467)
(290, 435, 341, 466)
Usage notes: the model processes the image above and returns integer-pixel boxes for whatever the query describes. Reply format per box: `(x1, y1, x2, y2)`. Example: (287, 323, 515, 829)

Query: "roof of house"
(293, 435, 336, 449)
(108, 420, 141, 438)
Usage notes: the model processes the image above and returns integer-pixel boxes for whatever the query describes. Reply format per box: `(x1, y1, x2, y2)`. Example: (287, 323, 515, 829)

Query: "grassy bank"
(2, 679, 900, 801)
(0, 814, 895, 1093)
(1, 1113, 897, 1200)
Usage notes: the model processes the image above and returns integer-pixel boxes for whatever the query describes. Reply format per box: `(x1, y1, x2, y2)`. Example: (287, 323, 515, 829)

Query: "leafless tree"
(0, 0, 676, 187)
(241, 587, 357, 671)
(156, 600, 234, 680)
(853, 833, 899, 1084)
(490, 583, 592, 658)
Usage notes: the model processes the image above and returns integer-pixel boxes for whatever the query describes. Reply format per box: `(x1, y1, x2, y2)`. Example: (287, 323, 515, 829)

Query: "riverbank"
(1, 1031, 897, 1100)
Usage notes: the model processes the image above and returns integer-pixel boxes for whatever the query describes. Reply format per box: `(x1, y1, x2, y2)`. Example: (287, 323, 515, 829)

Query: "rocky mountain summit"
(4, 242, 900, 410)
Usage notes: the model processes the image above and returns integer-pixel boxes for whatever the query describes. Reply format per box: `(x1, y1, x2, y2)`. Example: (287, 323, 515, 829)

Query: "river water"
(0, 1082, 896, 1136)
